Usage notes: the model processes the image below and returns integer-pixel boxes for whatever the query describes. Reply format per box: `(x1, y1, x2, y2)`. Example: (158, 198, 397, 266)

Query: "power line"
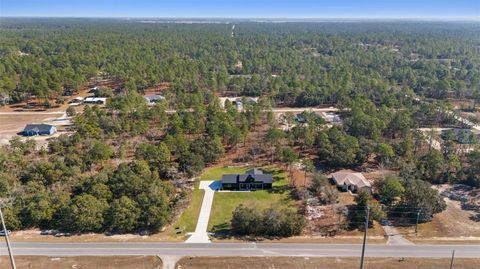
(0, 207, 16, 269)
(359, 206, 369, 269)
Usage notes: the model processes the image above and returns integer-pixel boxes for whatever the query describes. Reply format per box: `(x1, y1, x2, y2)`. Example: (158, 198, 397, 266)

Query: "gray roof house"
(221, 168, 273, 191)
(332, 171, 371, 193)
(144, 95, 165, 105)
(23, 124, 57, 136)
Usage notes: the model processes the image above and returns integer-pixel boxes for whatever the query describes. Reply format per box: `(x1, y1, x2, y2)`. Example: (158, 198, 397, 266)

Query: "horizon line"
(1, 16, 479, 21)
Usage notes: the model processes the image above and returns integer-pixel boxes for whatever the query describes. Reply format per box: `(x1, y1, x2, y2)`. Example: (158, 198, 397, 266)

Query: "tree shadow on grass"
(267, 185, 290, 195)
(210, 222, 233, 239)
(210, 222, 287, 242)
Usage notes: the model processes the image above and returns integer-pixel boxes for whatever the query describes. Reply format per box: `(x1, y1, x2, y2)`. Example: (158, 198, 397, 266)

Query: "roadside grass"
(208, 165, 296, 236)
(171, 189, 205, 238)
(395, 197, 480, 242)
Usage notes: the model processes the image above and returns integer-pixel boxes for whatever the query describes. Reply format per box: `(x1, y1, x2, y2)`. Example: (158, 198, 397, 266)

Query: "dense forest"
(1, 19, 479, 106)
(0, 19, 479, 235)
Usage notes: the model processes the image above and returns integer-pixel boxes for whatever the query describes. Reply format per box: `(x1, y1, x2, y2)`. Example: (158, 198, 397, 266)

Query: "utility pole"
(415, 209, 421, 236)
(359, 206, 370, 269)
(0, 207, 16, 269)
(449, 250, 455, 269)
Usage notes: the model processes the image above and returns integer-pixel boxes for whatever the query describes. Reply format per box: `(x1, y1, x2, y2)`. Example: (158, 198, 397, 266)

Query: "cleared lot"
(0, 256, 162, 269)
(0, 114, 65, 145)
(177, 256, 480, 269)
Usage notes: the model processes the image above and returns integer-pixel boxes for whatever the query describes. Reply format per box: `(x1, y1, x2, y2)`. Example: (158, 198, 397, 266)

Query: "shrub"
(231, 204, 305, 237)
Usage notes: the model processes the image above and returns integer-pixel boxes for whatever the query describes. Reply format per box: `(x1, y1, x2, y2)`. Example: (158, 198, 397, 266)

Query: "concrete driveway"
(382, 225, 414, 246)
(185, 180, 221, 243)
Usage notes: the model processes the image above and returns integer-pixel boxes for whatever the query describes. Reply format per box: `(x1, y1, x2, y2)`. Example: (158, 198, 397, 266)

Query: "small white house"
(83, 97, 107, 105)
(332, 172, 371, 193)
(322, 112, 342, 124)
(144, 95, 165, 105)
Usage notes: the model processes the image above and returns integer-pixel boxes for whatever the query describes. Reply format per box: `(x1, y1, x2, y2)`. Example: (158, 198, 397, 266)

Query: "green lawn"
(208, 165, 296, 235)
(172, 165, 296, 239)
(199, 166, 250, 181)
(172, 166, 249, 236)
(171, 188, 204, 236)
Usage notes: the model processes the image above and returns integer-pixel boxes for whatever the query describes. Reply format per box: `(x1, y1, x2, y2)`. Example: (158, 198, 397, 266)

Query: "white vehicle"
(0, 229, 11, 236)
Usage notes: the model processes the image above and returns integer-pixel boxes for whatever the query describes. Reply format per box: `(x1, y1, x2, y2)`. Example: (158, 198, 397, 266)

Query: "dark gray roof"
(238, 174, 272, 184)
(221, 171, 272, 184)
(221, 174, 238, 184)
(23, 124, 55, 133)
(246, 168, 263, 175)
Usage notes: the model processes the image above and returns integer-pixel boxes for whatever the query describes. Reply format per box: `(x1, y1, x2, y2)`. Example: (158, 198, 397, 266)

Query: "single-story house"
(83, 97, 107, 105)
(63, 88, 75, 96)
(144, 95, 165, 105)
(220, 97, 258, 109)
(221, 168, 273, 191)
(331, 172, 371, 193)
(441, 129, 479, 144)
(23, 124, 57, 136)
(295, 113, 307, 123)
(321, 112, 342, 124)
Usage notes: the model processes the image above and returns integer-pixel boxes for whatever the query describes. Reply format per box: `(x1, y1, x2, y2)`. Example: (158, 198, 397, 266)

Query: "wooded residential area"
(0, 18, 479, 239)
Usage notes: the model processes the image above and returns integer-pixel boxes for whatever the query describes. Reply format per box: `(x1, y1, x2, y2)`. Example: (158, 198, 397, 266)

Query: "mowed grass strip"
(199, 166, 250, 181)
(173, 188, 205, 235)
(208, 165, 296, 233)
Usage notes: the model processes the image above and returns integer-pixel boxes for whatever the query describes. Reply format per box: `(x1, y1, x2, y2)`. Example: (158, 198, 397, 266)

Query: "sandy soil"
(9, 229, 178, 243)
(0, 113, 70, 147)
(0, 256, 162, 269)
(398, 187, 480, 242)
(177, 256, 480, 269)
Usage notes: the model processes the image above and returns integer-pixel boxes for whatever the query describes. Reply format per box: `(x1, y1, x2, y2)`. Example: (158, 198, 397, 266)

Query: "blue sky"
(1, 0, 479, 19)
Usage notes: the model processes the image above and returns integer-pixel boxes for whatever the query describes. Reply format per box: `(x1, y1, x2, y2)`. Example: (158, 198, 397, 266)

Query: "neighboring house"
(63, 88, 75, 96)
(23, 124, 57, 136)
(441, 129, 479, 144)
(144, 95, 165, 105)
(221, 168, 273, 191)
(295, 113, 307, 123)
(83, 97, 107, 105)
(321, 112, 342, 124)
(332, 172, 371, 193)
(220, 97, 258, 109)
(231, 97, 257, 110)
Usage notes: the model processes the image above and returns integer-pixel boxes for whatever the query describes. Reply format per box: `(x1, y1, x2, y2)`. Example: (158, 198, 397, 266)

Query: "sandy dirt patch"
(177, 256, 480, 269)
(0, 256, 162, 269)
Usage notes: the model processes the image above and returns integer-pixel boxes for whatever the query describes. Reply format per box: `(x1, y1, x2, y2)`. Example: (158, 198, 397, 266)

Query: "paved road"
(185, 181, 220, 243)
(165, 107, 340, 114)
(1, 242, 479, 258)
(0, 111, 65, 115)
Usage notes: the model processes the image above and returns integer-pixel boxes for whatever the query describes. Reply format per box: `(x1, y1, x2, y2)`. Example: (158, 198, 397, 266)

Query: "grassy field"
(0, 256, 162, 269)
(199, 165, 250, 181)
(172, 189, 205, 237)
(208, 165, 296, 235)
(177, 257, 480, 269)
